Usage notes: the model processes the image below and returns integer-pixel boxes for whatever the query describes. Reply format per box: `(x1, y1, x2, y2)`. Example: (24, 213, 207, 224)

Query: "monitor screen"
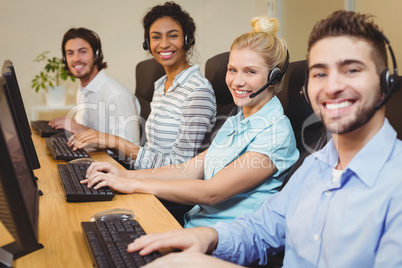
(2, 60, 40, 170)
(0, 76, 43, 266)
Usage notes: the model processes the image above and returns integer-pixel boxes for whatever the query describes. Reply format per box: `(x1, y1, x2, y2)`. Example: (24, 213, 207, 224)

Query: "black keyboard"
(31, 120, 65, 137)
(45, 134, 89, 161)
(82, 220, 161, 267)
(57, 161, 114, 202)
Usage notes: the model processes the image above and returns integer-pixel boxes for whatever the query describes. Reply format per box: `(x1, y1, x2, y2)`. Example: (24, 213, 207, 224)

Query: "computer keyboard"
(45, 134, 90, 161)
(81, 219, 161, 267)
(57, 161, 114, 202)
(31, 120, 65, 137)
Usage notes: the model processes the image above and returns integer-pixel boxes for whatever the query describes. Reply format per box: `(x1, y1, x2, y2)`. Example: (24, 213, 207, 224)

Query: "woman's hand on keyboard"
(68, 129, 108, 150)
(86, 161, 120, 177)
(83, 161, 135, 192)
(141, 252, 241, 268)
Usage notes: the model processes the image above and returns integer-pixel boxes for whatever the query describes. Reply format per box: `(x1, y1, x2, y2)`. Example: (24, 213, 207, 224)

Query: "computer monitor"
(0, 76, 43, 267)
(2, 60, 40, 170)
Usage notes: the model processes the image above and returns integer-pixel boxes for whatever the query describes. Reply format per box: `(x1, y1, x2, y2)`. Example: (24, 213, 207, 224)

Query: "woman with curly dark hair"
(69, 2, 217, 170)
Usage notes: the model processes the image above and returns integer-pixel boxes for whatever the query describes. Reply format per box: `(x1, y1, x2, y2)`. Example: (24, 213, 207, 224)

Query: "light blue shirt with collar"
(184, 96, 299, 228)
(212, 118, 402, 267)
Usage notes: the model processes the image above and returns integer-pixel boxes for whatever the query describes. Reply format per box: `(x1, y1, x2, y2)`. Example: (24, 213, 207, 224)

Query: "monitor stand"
(0, 241, 43, 267)
(0, 247, 13, 267)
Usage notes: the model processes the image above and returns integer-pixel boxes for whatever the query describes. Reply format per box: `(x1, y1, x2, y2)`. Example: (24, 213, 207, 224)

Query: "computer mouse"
(90, 208, 136, 222)
(69, 158, 96, 164)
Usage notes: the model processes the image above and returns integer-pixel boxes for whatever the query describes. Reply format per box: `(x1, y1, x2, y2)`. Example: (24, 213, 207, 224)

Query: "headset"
(62, 29, 103, 66)
(249, 50, 290, 99)
(62, 49, 101, 65)
(301, 33, 400, 110)
(142, 34, 193, 52)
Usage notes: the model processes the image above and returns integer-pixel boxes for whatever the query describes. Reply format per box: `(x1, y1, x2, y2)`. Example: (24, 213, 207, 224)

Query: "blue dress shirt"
(213, 119, 402, 267)
(184, 96, 299, 228)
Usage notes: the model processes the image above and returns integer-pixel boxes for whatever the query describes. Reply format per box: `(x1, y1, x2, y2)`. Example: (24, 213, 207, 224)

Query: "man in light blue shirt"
(128, 10, 402, 267)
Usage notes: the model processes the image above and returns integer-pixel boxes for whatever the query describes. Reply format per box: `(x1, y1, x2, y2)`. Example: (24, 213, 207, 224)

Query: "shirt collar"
(226, 95, 284, 136)
(314, 118, 397, 188)
(154, 65, 200, 94)
(79, 69, 106, 94)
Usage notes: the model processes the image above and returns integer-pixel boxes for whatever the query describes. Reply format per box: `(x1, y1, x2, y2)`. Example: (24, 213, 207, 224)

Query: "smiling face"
(226, 47, 272, 117)
(65, 38, 99, 87)
(307, 36, 384, 135)
(149, 16, 188, 71)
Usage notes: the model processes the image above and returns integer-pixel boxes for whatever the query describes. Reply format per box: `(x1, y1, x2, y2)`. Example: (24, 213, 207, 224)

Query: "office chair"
(134, 58, 165, 145)
(199, 52, 238, 151)
(385, 75, 402, 140)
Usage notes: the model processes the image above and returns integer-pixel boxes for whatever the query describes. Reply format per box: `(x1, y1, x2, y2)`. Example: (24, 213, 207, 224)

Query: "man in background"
(49, 27, 139, 144)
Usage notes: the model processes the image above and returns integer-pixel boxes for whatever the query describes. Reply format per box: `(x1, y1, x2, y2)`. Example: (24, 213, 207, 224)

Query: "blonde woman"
(83, 15, 299, 228)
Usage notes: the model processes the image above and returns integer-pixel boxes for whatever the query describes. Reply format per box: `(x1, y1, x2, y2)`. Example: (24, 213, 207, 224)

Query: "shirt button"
(313, 234, 320, 241)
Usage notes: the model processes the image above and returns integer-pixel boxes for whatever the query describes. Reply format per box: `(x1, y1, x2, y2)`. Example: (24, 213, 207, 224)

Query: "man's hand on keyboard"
(49, 116, 89, 134)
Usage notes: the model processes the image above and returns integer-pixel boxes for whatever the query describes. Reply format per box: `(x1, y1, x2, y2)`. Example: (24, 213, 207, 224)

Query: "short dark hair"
(142, 1, 196, 53)
(61, 27, 107, 72)
(307, 10, 387, 75)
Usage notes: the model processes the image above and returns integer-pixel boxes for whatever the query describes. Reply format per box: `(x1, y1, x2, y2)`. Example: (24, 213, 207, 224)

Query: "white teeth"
(74, 65, 84, 68)
(326, 101, 352, 110)
(160, 52, 173, 56)
(234, 89, 249, 95)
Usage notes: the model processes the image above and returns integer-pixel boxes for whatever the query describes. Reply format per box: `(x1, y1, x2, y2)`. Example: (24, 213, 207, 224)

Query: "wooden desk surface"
(0, 132, 181, 267)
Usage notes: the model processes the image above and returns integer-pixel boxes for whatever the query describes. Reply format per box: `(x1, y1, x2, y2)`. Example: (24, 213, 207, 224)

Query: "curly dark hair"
(307, 10, 387, 74)
(142, 1, 196, 53)
(61, 27, 107, 73)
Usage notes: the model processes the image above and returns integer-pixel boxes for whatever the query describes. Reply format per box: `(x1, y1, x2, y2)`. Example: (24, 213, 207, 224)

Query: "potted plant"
(32, 51, 76, 106)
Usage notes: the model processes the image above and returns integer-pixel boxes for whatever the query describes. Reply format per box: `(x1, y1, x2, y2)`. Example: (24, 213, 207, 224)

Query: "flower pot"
(45, 85, 66, 106)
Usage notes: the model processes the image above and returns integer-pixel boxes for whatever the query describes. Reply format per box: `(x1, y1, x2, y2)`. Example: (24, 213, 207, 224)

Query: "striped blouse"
(132, 65, 216, 169)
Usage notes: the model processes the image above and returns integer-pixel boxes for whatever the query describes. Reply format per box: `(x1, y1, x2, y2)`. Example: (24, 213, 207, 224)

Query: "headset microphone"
(249, 80, 276, 98)
(249, 50, 290, 99)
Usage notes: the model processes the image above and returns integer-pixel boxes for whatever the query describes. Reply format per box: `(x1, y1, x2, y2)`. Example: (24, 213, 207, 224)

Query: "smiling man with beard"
(49, 27, 139, 145)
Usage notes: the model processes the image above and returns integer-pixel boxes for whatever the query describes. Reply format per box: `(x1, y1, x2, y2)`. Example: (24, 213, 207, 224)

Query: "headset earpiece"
(301, 76, 310, 104)
(380, 69, 390, 94)
(249, 50, 290, 99)
(143, 32, 150, 51)
(268, 67, 281, 85)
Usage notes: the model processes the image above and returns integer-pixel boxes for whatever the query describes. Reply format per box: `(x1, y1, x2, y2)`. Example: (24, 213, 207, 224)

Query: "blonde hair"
(231, 16, 288, 94)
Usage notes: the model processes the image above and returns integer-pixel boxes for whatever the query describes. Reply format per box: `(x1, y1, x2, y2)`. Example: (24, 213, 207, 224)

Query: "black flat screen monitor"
(0, 76, 43, 267)
(2, 60, 40, 170)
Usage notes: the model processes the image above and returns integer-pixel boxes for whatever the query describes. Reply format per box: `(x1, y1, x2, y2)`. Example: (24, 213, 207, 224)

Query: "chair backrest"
(134, 58, 165, 145)
(277, 59, 326, 155)
(134, 58, 165, 122)
(200, 52, 238, 150)
(385, 76, 402, 140)
(277, 60, 328, 190)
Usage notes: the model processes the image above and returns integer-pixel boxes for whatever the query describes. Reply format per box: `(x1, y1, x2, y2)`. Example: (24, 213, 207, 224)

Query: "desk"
(0, 132, 181, 267)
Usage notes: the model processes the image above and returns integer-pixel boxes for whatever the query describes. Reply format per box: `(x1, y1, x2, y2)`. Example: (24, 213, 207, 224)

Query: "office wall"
(0, 0, 254, 120)
(282, 0, 344, 61)
(0, 0, 401, 120)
